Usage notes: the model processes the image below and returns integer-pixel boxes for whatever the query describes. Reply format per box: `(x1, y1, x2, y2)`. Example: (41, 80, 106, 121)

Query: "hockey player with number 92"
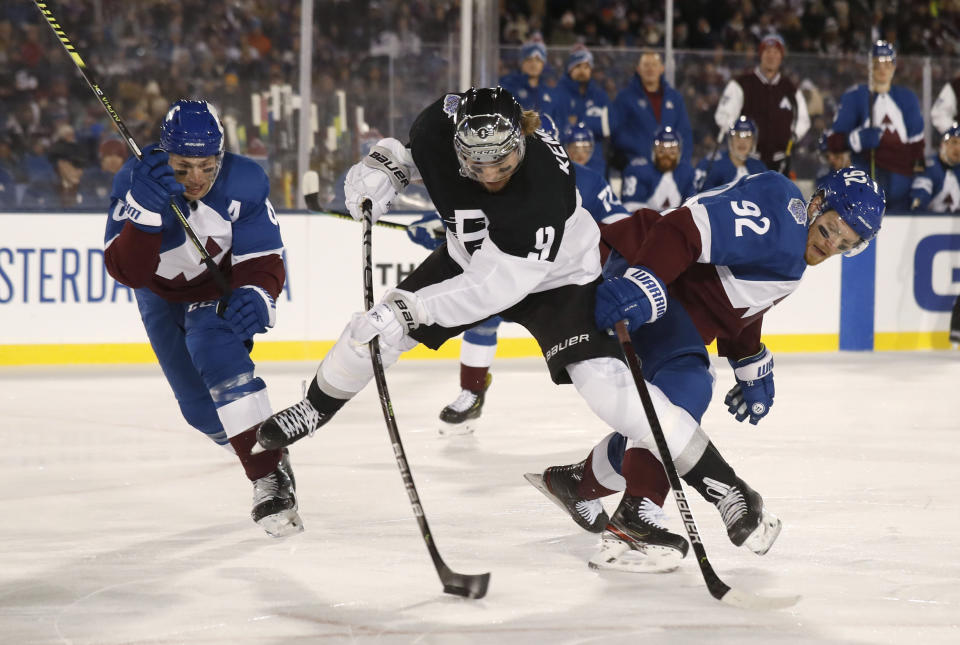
(529, 166, 886, 572)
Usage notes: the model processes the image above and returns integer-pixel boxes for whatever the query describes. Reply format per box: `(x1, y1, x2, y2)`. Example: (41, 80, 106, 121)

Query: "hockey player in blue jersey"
(620, 126, 695, 212)
(546, 46, 610, 173)
(560, 121, 606, 176)
(408, 114, 631, 434)
(104, 100, 301, 538)
(694, 116, 767, 192)
(826, 40, 924, 211)
(910, 122, 960, 213)
(529, 168, 885, 571)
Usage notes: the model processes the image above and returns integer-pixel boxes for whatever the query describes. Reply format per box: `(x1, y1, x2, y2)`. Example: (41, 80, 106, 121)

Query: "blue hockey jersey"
(621, 156, 696, 212)
(611, 74, 693, 165)
(910, 155, 960, 212)
(104, 151, 285, 302)
(575, 161, 630, 225)
(693, 151, 768, 192)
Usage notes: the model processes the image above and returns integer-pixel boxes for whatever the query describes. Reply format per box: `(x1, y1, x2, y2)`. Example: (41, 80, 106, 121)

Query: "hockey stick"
(34, 1, 232, 313)
(614, 321, 799, 610)
(302, 170, 411, 231)
(361, 200, 490, 599)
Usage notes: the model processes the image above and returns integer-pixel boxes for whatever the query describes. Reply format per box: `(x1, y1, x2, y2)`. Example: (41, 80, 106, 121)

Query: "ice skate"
(251, 449, 303, 538)
(524, 460, 609, 533)
(588, 495, 689, 573)
(257, 390, 334, 451)
(438, 373, 492, 436)
(711, 477, 782, 555)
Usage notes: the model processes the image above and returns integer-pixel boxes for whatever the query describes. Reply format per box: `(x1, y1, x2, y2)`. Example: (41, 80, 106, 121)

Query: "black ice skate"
(257, 382, 335, 451)
(438, 373, 492, 435)
(588, 494, 689, 573)
(524, 460, 609, 533)
(710, 476, 782, 555)
(251, 449, 303, 538)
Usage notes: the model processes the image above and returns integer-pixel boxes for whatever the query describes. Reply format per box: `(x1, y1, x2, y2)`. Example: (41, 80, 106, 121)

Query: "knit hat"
(758, 33, 785, 55)
(520, 41, 547, 62)
(566, 46, 594, 73)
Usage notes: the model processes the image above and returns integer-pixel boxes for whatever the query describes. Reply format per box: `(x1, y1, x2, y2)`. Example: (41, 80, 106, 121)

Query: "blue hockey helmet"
(815, 167, 886, 256)
(160, 100, 225, 157)
(652, 126, 681, 170)
(539, 113, 559, 140)
(653, 125, 681, 150)
(943, 122, 960, 142)
(728, 115, 758, 139)
(871, 40, 896, 64)
(560, 121, 594, 147)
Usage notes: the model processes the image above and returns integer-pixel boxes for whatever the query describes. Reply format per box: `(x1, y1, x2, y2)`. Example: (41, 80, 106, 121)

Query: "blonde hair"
(521, 109, 541, 136)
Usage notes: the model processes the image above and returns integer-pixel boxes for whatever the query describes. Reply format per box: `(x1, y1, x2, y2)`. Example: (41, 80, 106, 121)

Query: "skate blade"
(588, 537, 683, 573)
(257, 508, 305, 538)
(743, 509, 782, 556)
(439, 419, 477, 436)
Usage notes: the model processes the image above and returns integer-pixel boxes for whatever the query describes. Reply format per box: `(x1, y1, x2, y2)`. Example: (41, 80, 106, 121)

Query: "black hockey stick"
(301, 170, 410, 231)
(34, 0, 232, 313)
(361, 200, 490, 599)
(614, 321, 798, 610)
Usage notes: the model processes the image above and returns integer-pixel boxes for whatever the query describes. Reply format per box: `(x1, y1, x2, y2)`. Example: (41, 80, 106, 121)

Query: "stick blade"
(442, 571, 491, 600)
(719, 588, 801, 610)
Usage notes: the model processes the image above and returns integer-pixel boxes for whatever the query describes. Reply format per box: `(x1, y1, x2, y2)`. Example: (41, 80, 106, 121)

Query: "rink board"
(0, 211, 957, 365)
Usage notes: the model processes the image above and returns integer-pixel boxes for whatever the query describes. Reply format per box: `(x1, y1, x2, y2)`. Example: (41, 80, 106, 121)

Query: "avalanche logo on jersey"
(788, 198, 807, 225)
(779, 96, 792, 111)
(156, 202, 232, 282)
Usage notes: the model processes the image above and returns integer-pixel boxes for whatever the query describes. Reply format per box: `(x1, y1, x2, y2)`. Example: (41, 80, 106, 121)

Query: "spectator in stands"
(20, 139, 86, 209)
(610, 50, 693, 167)
(620, 125, 695, 212)
(714, 33, 810, 174)
(910, 123, 960, 213)
(547, 45, 609, 173)
(498, 39, 554, 113)
(695, 116, 767, 191)
(815, 132, 855, 187)
(0, 131, 14, 207)
(826, 41, 924, 211)
(80, 138, 129, 208)
(931, 74, 960, 135)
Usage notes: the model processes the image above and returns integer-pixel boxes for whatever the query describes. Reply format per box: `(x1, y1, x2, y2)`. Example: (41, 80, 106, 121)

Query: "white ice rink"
(3, 352, 959, 644)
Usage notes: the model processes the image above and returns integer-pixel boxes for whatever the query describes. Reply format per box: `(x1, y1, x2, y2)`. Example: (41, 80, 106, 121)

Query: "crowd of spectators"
(2, 0, 960, 210)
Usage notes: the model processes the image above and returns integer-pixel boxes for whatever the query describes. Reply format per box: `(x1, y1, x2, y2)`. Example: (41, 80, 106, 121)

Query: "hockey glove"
(406, 213, 446, 250)
(344, 138, 416, 223)
(848, 126, 882, 152)
(351, 289, 425, 346)
(724, 344, 775, 425)
(223, 286, 276, 339)
(594, 266, 667, 332)
(127, 144, 184, 230)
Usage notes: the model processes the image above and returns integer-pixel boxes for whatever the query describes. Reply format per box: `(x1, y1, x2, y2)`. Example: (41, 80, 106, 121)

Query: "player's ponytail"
(521, 110, 541, 136)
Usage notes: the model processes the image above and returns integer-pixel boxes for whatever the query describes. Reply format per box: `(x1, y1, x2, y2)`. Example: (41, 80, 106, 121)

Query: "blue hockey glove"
(848, 126, 882, 152)
(724, 344, 775, 425)
(127, 144, 184, 229)
(406, 213, 445, 250)
(224, 286, 276, 339)
(594, 265, 667, 331)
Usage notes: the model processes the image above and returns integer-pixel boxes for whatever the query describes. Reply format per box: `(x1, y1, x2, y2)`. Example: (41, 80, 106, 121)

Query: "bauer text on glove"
(351, 289, 426, 346)
(343, 138, 419, 223)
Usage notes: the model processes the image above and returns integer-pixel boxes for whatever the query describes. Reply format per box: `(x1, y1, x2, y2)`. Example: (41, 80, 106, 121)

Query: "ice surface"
(2, 352, 958, 644)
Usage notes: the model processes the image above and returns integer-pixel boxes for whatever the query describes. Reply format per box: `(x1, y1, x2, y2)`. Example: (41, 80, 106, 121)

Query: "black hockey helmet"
(453, 87, 526, 180)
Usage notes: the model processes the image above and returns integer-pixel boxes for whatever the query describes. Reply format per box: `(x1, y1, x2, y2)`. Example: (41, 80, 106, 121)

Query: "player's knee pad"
(651, 353, 715, 424)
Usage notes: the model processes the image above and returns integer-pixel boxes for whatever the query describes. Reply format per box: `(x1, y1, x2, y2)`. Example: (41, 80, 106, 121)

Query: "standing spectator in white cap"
(546, 45, 610, 175)
(498, 39, 554, 113)
(715, 33, 810, 175)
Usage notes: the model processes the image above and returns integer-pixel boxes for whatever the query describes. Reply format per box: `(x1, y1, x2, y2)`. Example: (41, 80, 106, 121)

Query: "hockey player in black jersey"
(257, 88, 743, 572)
